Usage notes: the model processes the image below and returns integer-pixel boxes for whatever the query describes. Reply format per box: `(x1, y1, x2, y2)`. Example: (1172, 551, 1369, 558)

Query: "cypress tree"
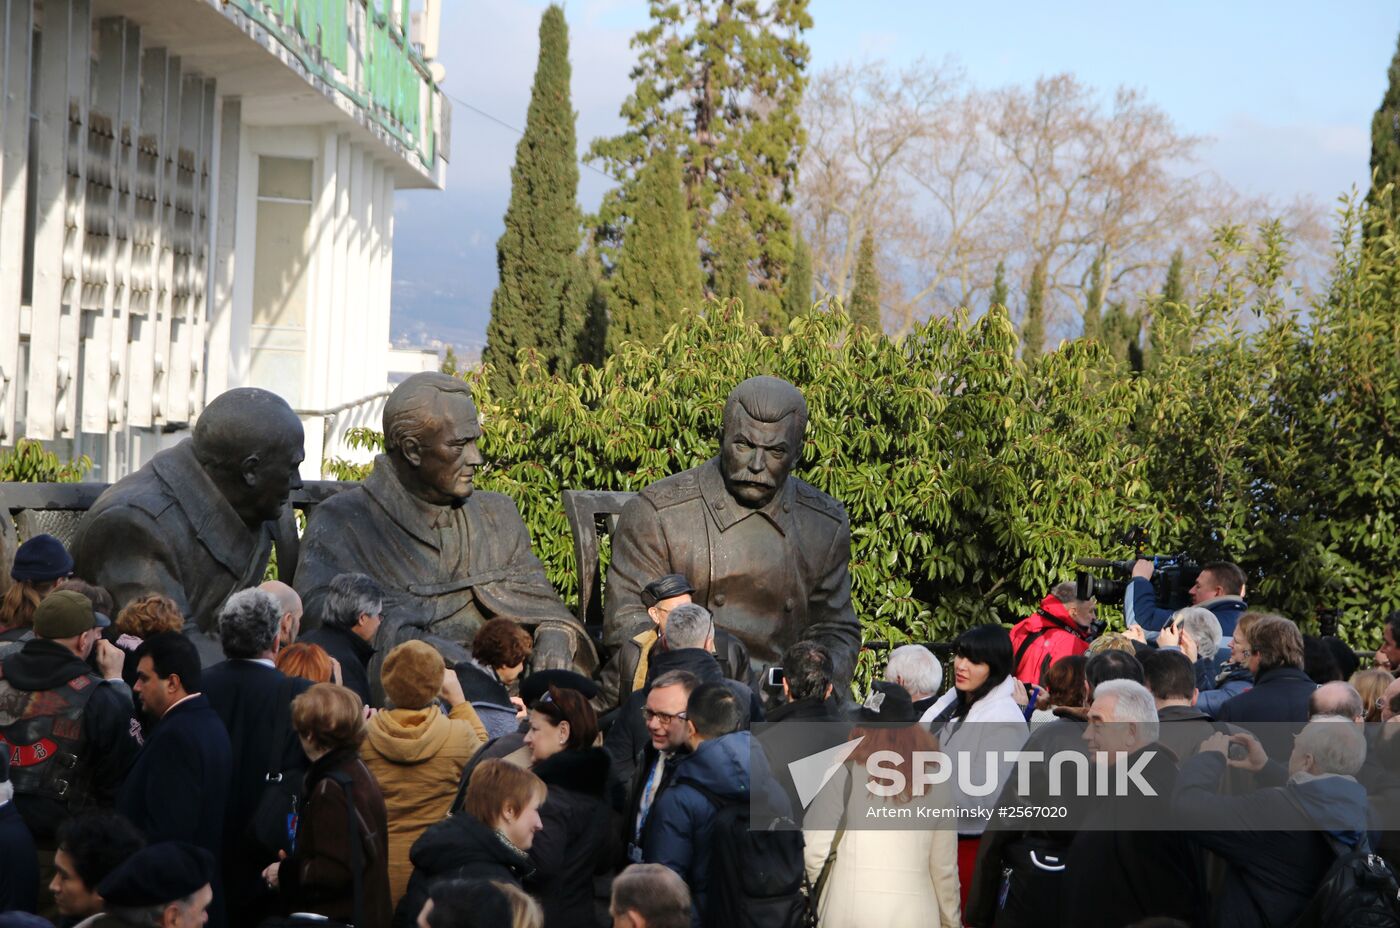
(440, 346, 460, 376)
(1082, 254, 1104, 342)
(1022, 260, 1046, 359)
(1147, 249, 1189, 367)
(576, 240, 609, 366)
(1369, 33, 1400, 210)
(482, 5, 584, 393)
(784, 231, 814, 320)
(711, 208, 755, 310)
(1162, 248, 1185, 306)
(848, 228, 880, 332)
(588, 0, 811, 327)
(1103, 301, 1144, 372)
(606, 149, 702, 353)
(989, 260, 1009, 310)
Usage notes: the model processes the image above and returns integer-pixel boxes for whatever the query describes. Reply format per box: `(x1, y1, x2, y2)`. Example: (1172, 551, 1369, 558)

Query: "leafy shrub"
(327, 200, 1400, 654)
(0, 439, 92, 483)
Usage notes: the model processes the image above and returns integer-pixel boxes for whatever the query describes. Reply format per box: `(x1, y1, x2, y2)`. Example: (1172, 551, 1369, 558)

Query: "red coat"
(1009, 595, 1092, 686)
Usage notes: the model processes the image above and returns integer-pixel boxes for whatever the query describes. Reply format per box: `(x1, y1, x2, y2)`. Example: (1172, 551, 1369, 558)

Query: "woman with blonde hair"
(395, 759, 546, 927)
(1353, 667, 1394, 723)
(263, 683, 392, 928)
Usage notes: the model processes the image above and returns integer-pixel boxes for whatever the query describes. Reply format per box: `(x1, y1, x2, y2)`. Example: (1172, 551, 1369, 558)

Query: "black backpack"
(689, 783, 808, 928)
(1289, 829, 1400, 928)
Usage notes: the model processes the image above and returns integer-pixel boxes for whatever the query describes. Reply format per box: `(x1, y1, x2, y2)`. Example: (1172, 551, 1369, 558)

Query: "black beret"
(520, 669, 599, 706)
(97, 842, 214, 907)
(640, 574, 695, 608)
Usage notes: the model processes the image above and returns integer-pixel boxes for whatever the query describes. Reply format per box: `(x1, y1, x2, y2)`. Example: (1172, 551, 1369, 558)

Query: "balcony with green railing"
(227, 0, 446, 178)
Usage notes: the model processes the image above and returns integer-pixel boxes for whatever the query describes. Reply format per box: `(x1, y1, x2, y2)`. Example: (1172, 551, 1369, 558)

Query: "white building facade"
(0, 0, 449, 479)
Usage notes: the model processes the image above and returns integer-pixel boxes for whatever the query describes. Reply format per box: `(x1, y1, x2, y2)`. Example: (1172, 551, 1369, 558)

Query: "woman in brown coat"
(361, 640, 489, 904)
(263, 683, 393, 928)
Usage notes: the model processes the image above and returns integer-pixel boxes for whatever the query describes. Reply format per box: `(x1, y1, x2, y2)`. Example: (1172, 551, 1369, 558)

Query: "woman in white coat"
(919, 624, 1029, 914)
(804, 682, 961, 928)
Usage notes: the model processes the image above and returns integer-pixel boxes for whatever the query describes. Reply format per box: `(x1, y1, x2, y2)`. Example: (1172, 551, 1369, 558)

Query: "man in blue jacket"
(119, 632, 232, 928)
(1172, 718, 1373, 928)
(643, 681, 791, 925)
(1126, 559, 1249, 639)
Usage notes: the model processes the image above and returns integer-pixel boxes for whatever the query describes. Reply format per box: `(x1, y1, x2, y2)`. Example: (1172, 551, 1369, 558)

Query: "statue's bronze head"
(192, 388, 304, 529)
(719, 376, 807, 509)
(383, 373, 484, 505)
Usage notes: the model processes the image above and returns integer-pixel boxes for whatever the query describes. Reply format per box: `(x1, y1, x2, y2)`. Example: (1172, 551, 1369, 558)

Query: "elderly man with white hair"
(1155, 605, 1224, 692)
(1172, 718, 1373, 928)
(1056, 679, 1203, 928)
(884, 643, 942, 716)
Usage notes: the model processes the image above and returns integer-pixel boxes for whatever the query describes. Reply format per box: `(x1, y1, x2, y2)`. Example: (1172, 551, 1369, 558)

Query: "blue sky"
(389, 1, 1398, 353)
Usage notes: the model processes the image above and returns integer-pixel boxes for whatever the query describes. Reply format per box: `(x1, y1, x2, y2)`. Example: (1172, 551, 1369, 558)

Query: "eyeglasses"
(643, 707, 688, 726)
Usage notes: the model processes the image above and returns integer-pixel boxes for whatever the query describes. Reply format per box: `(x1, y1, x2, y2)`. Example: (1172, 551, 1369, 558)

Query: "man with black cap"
(604, 603, 764, 792)
(0, 750, 39, 914)
(594, 574, 752, 714)
(91, 841, 214, 928)
(0, 590, 135, 869)
(119, 633, 231, 928)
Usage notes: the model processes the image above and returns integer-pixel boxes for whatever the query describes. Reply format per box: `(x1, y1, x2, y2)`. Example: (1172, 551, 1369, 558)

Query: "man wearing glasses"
(623, 669, 700, 865)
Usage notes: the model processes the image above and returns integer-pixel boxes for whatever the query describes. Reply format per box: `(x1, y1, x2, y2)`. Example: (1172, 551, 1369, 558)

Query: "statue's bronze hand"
(532, 625, 577, 672)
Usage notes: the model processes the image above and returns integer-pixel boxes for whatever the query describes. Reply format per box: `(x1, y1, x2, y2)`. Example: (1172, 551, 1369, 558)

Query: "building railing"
(227, 0, 444, 172)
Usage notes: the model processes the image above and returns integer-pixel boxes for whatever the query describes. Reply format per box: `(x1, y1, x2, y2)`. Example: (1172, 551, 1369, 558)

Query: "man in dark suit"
(203, 587, 312, 926)
(299, 572, 384, 706)
(119, 632, 232, 928)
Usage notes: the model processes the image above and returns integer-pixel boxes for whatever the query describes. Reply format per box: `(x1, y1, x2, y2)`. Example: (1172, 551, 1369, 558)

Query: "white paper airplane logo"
(789, 736, 865, 810)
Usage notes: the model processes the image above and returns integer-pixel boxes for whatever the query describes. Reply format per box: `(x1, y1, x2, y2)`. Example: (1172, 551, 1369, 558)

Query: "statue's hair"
(722, 377, 807, 441)
(383, 372, 476, 453)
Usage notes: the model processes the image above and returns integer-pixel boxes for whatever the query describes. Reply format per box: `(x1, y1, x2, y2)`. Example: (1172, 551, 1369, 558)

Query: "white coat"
(803, 762, 961, 928)
(919, 675, 1029, 835)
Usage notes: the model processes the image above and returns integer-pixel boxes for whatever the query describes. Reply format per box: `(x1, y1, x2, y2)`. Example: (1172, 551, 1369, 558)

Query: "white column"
(205, 96, 241, 398)
(125, 46, 170, 429)
(26, 0, 90, 440)
(304, 129, 337, 413)
(330, 133, 351, 405)
(0, 0, 34, 441)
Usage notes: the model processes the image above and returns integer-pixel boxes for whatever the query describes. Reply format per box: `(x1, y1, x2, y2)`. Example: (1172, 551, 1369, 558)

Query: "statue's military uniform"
(604, 457, 860, 686)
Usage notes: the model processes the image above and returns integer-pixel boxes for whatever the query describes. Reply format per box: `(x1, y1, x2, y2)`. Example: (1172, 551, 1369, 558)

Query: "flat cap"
(97, 841, 214, 907)
(640, 574, 695, 608)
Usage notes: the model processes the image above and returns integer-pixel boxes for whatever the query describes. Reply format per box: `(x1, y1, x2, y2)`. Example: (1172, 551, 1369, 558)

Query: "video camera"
(1074, 527, 1202, 612)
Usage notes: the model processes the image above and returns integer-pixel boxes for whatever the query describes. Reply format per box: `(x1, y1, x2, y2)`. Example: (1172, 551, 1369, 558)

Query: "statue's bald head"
(383, 373, 478, 455)
(192, 388, 304, 528)
(194, 389, 303, 466)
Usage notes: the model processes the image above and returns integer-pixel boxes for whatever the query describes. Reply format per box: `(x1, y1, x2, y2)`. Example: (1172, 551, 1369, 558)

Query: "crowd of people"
(2, 536, 1399, 928)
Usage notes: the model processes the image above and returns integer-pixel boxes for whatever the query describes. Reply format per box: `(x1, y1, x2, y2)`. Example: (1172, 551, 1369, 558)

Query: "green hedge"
(334, 200, 1400, 654)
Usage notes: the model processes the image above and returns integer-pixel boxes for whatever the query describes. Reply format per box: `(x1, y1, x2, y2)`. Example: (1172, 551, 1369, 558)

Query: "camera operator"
(1009, 581, 1097, 686)
(1126, 559, 1248, 640)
